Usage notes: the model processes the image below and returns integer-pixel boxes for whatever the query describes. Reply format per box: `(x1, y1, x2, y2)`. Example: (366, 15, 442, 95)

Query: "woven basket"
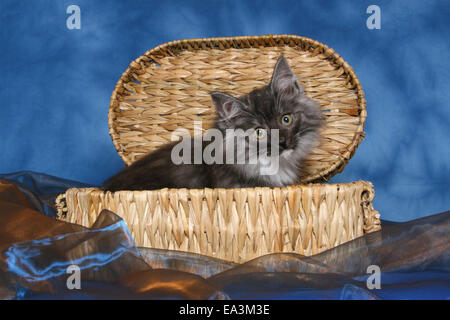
(56, 35, 381, 263)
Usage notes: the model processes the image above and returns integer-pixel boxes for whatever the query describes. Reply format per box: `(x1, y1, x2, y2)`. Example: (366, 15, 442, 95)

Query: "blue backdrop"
(0, 0, 448, 221)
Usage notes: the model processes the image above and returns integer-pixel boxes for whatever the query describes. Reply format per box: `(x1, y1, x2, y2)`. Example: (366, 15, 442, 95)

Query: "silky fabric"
(0, 172, 448, 300)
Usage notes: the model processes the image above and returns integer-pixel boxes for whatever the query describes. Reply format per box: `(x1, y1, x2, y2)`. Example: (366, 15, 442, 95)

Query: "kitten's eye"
(281, 114, 293, 126)
(254, 128, 266, 139)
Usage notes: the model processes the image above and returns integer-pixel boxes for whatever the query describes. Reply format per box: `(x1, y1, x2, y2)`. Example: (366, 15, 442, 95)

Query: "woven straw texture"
(109, 34, 366, 183)
(56, 181, 380, 263)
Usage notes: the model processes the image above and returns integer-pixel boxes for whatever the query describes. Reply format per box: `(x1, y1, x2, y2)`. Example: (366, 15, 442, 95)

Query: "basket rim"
(60, 180, 374, 197)
(108, 34, 366, 183)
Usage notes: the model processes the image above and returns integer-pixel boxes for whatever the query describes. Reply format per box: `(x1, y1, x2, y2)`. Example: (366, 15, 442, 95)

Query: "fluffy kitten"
(103, 56, 323, 191)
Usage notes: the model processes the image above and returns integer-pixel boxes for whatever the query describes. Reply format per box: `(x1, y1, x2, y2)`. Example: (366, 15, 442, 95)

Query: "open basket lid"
(108, 35, 366, 183)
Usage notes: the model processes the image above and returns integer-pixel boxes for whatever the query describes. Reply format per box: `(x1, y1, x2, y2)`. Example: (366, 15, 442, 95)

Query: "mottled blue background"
(0, 0, 448, 221)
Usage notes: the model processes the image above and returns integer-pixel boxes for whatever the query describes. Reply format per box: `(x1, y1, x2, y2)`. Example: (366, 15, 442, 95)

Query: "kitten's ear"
(270, 55, 303, 95)
(210, 91, 246, 120)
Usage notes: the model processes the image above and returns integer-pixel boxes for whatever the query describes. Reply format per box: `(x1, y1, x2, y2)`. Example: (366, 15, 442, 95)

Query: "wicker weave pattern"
(109, 35, 366, 183)
(57, 181, 380, 263)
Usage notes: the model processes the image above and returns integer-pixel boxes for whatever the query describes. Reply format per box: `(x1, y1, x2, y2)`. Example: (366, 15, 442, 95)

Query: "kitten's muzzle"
(279, 136, 288, 150)
(279, 136, 295, 151)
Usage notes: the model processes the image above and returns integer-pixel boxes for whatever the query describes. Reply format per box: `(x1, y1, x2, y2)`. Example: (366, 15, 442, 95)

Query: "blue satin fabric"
(0, 171, 92, 218)
(0, 172, 449, 300)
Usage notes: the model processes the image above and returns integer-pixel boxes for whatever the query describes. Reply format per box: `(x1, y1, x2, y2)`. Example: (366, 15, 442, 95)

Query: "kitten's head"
(210, 55, 324, 185)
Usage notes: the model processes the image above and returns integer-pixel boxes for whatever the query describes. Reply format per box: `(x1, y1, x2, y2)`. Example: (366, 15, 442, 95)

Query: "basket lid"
(108, 35, 366, 183)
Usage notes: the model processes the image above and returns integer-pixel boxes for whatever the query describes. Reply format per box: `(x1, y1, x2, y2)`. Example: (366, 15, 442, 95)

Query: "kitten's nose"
(279, 137, 287, 150)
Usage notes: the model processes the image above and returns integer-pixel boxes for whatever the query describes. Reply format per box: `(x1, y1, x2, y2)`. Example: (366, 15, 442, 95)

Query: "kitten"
(103, 56, 323, 191)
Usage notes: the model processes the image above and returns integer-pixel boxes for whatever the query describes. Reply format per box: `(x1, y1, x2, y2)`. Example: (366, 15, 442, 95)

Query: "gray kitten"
(103, 56, 323, 191)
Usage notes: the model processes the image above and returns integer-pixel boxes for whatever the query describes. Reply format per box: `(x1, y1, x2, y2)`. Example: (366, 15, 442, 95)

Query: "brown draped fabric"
(0, 178, 448, 300)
